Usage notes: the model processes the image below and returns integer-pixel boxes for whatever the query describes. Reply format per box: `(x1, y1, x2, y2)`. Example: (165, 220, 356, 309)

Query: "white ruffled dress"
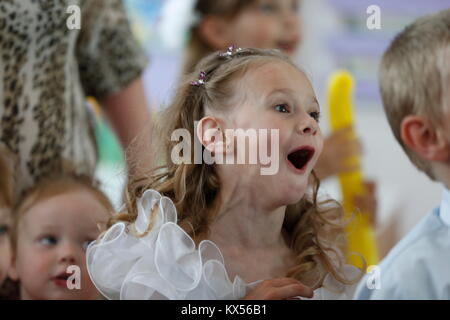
(86, 189, 360, 300)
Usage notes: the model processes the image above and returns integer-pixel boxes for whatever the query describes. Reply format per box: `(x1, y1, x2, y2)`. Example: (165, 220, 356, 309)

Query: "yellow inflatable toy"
(327, 71, 378, 268)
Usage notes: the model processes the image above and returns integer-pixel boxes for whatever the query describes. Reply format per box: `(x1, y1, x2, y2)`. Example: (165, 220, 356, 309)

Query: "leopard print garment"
(0, 0, 147, 196)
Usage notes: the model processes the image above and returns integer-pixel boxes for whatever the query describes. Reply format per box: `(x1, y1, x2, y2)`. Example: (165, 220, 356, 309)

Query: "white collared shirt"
(354, 188, 450, 300)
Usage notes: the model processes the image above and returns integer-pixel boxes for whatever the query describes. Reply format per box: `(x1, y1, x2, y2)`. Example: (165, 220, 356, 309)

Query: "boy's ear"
(197, 16, 231, 50)
(400, 115, 450, 162)
(196, 117, 227, 154)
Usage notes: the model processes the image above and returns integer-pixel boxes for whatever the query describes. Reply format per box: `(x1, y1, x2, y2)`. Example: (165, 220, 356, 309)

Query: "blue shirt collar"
(441, 188, 450, 227)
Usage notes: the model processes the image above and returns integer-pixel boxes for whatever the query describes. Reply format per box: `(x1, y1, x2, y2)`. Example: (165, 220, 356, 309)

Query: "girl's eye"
(275, 104, 290, 113)
(0, 225, 9, 237)
(309, 111, 321, 122)
(259, 2, 278, 13)
(39, 236, 58, 246)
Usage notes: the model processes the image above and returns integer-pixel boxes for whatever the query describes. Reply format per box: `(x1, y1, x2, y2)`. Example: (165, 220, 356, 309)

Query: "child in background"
(8, 174, 113, 300)
(160, 0, 377, 222)
(182, 0, 302, 74)
(354, 9, 450, 299)
(87, 48, 362, 300)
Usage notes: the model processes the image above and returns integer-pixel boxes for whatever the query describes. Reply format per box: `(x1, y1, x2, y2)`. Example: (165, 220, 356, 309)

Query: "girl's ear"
(197, 16, 231, 50)
(401, 115, 450, 162)
(196, 117, 225, 154)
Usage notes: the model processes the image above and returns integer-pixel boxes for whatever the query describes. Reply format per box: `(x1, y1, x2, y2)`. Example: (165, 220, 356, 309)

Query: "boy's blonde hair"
(379, 9, 450, 180)
(116, 48, 361, 288)
(11, 174, 114, 251)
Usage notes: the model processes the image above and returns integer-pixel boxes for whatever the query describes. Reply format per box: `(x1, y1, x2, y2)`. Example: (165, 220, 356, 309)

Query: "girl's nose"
(59, 244, 78, 264)
(296, 118, 318, 136)
(281, 6, 299, 28)
(283, 11, 298, 28)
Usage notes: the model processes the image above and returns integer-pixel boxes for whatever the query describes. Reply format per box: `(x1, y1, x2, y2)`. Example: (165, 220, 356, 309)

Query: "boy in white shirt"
(354, 9, 450, 299)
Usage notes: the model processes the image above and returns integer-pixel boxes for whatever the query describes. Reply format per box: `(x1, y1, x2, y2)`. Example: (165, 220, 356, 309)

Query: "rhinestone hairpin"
(219, 45, 243, 58)
(190, 71, 207, 86)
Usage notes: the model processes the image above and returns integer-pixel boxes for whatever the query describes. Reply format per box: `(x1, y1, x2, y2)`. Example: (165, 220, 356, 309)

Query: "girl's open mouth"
(287, 147, 315, 172)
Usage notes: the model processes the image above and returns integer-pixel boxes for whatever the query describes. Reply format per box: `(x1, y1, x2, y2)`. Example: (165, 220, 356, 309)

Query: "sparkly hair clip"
(190, 46, 243, 86)
(219, 45, 243, 58)
(191, 71, 207, 86)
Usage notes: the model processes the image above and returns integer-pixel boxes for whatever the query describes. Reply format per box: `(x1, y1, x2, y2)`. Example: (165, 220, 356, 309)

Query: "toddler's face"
(221, 60, 323, 206)
(0, 207, 11, 285)
(10, 189, 109, 300)
(227, 0, 301, 56)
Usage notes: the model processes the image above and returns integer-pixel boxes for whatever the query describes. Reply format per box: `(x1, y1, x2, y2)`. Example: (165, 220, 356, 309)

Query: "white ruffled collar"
(87, 189, 359, 300)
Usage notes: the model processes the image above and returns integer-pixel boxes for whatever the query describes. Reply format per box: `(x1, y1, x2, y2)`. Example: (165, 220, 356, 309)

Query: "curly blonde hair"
(116, 48, 361, 288)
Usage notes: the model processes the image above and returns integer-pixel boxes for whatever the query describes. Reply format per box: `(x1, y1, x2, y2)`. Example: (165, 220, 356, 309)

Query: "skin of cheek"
(224, 93, 288, 164)
(228, 109, 308, 203)
(80, 258, 99, 299)
(13, 234, 53, 299)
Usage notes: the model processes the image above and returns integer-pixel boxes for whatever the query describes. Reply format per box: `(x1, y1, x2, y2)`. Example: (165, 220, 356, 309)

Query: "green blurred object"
(94, 117, 125, 165)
